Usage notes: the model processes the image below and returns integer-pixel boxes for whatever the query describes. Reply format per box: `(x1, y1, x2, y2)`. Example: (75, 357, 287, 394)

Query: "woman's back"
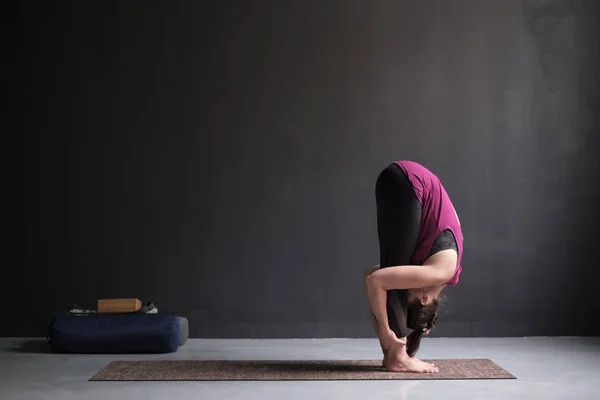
(395, 160, 463, 285)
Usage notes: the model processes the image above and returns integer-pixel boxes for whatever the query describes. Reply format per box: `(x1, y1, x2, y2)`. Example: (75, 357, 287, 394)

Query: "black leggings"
(375, 163, 422, 338)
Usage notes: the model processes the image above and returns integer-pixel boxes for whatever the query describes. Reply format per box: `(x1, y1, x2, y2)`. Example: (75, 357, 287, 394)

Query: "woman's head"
(405, 286, 444, 357)
(407, 285, 444, 306)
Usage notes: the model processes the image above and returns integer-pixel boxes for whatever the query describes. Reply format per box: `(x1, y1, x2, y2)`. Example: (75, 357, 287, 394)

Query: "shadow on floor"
(8, 339, 53, 353)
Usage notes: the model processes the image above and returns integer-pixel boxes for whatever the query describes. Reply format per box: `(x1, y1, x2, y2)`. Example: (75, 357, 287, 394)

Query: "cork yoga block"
(97, 298, 142, 314)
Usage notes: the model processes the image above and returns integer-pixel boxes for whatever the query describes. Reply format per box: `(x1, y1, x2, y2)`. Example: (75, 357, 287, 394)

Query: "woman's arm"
(367, 265, 449, 291)
(367, 250, 457, 291)
(364, 250, 456, 345)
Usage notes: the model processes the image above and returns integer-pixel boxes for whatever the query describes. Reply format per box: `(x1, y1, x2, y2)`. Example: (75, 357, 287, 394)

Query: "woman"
(365, 160, 463, 373)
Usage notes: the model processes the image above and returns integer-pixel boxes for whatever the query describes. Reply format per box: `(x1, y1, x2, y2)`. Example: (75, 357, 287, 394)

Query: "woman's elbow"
(365, 271, 386, 291)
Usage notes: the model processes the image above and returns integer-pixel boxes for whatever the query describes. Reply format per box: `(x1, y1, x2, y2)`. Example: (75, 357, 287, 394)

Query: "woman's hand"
(377, 326, 399, 351)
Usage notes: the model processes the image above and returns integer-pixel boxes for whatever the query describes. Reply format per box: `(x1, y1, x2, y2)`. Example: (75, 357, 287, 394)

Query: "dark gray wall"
(13, 0, 600, 337)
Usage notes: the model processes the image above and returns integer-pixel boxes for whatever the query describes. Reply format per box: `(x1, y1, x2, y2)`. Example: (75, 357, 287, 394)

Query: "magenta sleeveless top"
(395, 161, 463, 286)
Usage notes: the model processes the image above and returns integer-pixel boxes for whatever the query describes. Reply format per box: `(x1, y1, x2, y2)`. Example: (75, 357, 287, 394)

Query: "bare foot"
(386, 343, 439, 373)
(388, 356, 438, 373)
(412, 356, 433, 367)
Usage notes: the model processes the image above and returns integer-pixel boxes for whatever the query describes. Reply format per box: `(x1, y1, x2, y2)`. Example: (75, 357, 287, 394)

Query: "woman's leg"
(374, 163, 422, 340)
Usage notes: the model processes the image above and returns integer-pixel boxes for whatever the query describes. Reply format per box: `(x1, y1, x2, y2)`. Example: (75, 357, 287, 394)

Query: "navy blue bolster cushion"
(48, 313, 180, 354)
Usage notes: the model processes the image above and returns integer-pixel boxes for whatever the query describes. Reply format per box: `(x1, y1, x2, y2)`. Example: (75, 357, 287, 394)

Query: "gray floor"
(1, 337, 599, 400)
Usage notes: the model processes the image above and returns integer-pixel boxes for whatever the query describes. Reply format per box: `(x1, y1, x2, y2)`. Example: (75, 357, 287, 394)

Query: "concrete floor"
(1, 337, 599, 400)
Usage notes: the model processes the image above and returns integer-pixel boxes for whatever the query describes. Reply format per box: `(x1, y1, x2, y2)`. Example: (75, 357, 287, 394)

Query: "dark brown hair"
(406, 299, 439, 357)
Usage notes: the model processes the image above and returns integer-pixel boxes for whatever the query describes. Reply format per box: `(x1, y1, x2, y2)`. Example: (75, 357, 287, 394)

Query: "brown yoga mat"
(89, 359, 516, 381)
